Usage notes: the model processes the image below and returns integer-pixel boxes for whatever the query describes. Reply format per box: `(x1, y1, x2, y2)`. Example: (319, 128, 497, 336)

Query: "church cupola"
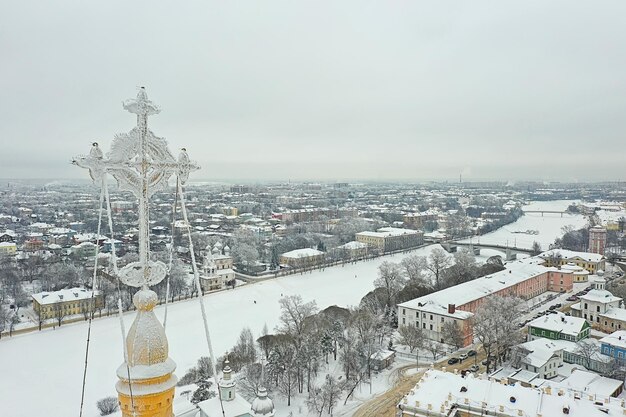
(218, 360, 236, 401)
(251, 386, 275, 416)
(594, 276, 606, 290)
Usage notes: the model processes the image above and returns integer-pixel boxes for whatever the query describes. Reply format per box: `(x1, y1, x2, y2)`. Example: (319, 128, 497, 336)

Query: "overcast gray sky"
(1, 1, 625, 183)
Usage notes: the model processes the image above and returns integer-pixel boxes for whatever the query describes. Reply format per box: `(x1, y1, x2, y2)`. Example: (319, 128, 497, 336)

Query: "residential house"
(540, 249, 605, 274)
(279, 248, 325, 268)
(600, 330, 626, 365)
(398, 260, 574, 347)
(571, 278, 626, 332)
(356, 227, 424, 253)
(32, 288, 104, 321)
(397, 369, 626, 417)
(527, 312, 590, 342)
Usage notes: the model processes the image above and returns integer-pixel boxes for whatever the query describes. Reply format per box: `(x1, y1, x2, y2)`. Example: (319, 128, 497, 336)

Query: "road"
(352, 348, 490, 417)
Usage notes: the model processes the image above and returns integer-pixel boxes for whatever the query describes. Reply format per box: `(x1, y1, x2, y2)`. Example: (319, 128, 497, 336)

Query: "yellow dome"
(126, 289, 169, 367)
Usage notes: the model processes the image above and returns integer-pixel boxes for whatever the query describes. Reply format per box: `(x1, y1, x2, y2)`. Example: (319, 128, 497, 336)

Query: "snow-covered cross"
(73, 87, 199, 289)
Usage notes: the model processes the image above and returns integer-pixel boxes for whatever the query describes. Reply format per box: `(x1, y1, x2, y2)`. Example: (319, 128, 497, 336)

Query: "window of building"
(402, 318, 405, 325)
(584, 303, 588, 309)
(430, 315, 433, 320)
(429, 324, 433, 330)
(423, 323, 426, 329)
(597, 306, 600, 312)
(441, 317, 444, 323)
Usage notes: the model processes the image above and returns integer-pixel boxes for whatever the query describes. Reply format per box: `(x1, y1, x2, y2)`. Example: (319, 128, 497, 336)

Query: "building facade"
(31, 288, 104, 320)
(527, 312, 590, 342)
(540, 249, 605, 274)
(588, 226, 607, 255)
(600, 330, 626, 365)
(398, 261, 575, 347)
(571, 278, 626, 332)
(356, 227, 424, 253)
(279, 248, 325, 268)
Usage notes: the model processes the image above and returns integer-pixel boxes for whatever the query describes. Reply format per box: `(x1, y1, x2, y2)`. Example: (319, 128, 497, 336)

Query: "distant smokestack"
(448, 304, 456, 314)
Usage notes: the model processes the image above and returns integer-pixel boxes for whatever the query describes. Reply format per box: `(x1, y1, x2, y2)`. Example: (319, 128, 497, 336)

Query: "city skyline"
(1, 1, 626, 182)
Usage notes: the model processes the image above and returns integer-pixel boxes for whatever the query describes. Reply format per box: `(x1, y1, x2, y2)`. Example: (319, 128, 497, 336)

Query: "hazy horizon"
(2, 1, 625, 182)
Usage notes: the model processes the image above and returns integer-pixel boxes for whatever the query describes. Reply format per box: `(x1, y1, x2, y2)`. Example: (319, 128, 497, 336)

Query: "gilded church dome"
(125, 289, 169, 367)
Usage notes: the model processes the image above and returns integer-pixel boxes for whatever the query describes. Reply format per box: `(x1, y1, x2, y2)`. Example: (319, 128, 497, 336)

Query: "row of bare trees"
(178, 295, 394, 415)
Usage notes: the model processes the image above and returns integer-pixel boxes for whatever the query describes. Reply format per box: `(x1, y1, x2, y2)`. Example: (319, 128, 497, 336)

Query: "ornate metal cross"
(73, 87, 199, 289)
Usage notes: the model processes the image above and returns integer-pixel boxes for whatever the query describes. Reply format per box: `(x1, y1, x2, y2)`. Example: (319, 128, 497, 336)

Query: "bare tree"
(472, 295, 524, 372)
(96, 397, 119, 416)
(424, 339, 442, 361)
(373, 261, 406, 310)
(444, 249, 477, 287)
(277, 295, 318, 341)
(531, 241, 542, 256)
(227, 327, 258, 371)
(236, 362, 271, 401)
(321, 375, 344, 415)
(426, 247, 453, 290)
(350, 308, 379, 379)
(400, 255, 428, 283)
(53, 302, 66, 327)
(397, 324, 423, 353)
(441, 320, 464, 350)
(544, 251, 563, 268)
(267, 341, 298, 406)
(575, 339, 599, 370)
(0, 305, 7, 339)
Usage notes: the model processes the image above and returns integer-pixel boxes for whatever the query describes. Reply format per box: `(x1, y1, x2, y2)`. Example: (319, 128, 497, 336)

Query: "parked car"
(459, 353, 468, 360)
(448, 357, 460, 365)
(467, 350, 477, 357)
(548, 304, 557, 310)
(468, 364, 480, 372)
(566, 296, 578, 301)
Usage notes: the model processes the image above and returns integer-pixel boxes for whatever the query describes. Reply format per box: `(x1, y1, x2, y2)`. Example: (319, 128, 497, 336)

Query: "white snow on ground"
(0, 244, 444, 417)
(463, 200, 587, 250)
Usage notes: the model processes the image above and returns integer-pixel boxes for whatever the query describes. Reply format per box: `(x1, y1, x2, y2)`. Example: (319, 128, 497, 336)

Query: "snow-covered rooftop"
(554, 369, 623, 398)
(580, 289, 622, 304)
(338, 241, 368, 250)
(540, 249, 605, 263)
(398, 261, 550, 315)
(601, 307, 626, 322)
(523, 347, 558, 368)
(197, 390, 252, 417)
(400, 369, 625, 417)
(599, 330, 626, 349)
(527, 311, 587, 336)
(32, 287, 99, 305)
(280, 248, 324, 258)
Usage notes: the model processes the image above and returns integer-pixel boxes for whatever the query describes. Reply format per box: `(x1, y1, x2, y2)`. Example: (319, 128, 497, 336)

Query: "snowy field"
(0, 244, 445, 417)
(462, 200, 587, 250)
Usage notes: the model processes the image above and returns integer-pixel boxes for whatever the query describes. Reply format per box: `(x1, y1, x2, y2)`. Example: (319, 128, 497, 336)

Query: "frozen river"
(462, 199, 587, 251)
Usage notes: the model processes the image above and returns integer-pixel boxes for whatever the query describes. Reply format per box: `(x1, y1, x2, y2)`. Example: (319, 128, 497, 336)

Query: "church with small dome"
(195, 360, 276, 417)
(199, 243, 236, 292)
